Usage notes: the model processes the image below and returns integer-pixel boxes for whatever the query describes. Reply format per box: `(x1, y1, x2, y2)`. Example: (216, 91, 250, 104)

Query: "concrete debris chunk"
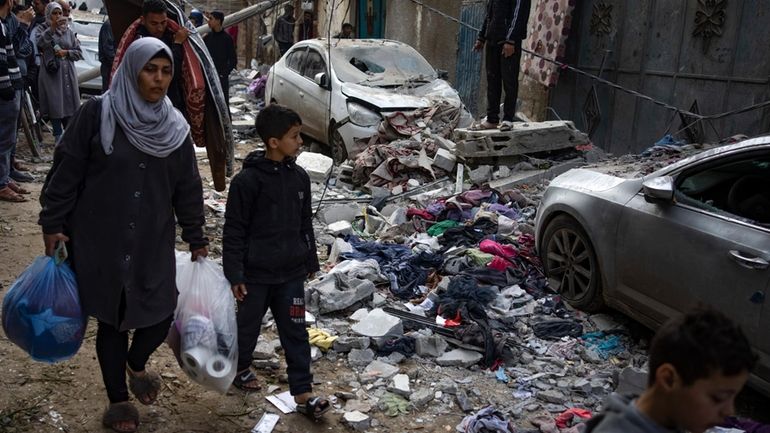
(348, 348, 375, 367)
(616, 366, 648, 395)
(343, 411, 370, 431)
(432, 148, 457, 172)
(351, 308, 404, 338)
(410, 388, 434, 408)
(536, 390, 567, 405)
(455, 390, 474, 413)
(454, 120, 590, 158)
(349, 308, 370, 321)
(327, 238, 354, 263)
(469, 165, 492, 185)
(307, 274, 375, 314)
(414, 335, 448, 358)
(333, 336, 371, 353)
(435, 349, 483, 367)
(321, 203, 361, 225)
(362, 360, 400, 379)
(296, 151, 333, 184)
(327, 220, 353, 236)
(388, 373, 411, 397)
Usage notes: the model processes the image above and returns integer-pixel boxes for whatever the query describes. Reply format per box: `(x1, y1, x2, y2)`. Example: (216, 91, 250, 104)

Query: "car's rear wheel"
(329, 125, 348, 165)
(542, 215, 605, 312)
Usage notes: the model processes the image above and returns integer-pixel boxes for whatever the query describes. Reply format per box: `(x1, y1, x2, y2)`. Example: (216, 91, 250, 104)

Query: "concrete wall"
(383, 0, 462, 85)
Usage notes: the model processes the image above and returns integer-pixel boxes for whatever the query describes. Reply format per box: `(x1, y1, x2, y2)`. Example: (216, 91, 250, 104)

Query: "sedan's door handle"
(729, 250, 769, 269)
(278, 79, 284, 85)
(299, 92, 304, 98)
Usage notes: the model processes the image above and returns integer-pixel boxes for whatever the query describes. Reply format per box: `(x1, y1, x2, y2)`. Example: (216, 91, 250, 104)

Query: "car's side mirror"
(314, 72, 330, 89)
(436, 69, 449, 80)
(642, 176, 675, 202)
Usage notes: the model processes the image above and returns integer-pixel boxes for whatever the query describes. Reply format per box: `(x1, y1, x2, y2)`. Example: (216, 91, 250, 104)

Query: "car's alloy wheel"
(542, 215, 604, 312)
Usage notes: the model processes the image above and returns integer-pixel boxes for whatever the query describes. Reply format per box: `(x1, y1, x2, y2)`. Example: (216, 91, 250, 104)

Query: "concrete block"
(362, 360, 399, 379)
(348, 348, 375, 367)
(537, 390, 567, 405)
(414, 335, 448, 358)
(388, 373, 411, 397)
(296, 151, 333, 184)
(333, 336, 371, 353)
(349, 308, 370, 321)
(435, 349, 483, 367)
(321, 203, 361, 224)
(469, 165, 492, 185)
(453, 120, 590, 158)
(410, 388, 434, 408)
(310, 274, 376, 314)
(327, 220, 352, 236)
(351, 308, 403, 338)
(432, 148, 456, 172)
(328, 238, 354, 263)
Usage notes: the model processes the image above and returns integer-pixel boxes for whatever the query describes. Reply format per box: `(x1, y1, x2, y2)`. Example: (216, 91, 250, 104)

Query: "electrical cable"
(405, 0, 770, 122)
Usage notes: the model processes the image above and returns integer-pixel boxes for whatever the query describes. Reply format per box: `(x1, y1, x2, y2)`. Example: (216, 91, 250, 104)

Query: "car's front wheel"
(329, 124, 348, 164)
(542, 215, 605, 312)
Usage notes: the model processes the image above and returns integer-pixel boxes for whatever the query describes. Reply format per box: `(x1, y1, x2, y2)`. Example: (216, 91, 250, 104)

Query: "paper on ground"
(265, 391, 297, 414)
(251, 412, 280, 433)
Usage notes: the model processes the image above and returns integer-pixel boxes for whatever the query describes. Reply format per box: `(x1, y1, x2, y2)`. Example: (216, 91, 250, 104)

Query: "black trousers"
(96, 315, 173, 403)
(237, 278, 312, 396)
(485, 39, 522, 123)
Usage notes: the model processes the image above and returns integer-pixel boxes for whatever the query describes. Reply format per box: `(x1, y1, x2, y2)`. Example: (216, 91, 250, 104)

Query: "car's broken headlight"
(347, 101, 381, 127)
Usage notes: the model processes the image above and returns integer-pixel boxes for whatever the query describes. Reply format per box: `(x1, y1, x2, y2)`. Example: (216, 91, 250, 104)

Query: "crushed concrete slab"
(307, 274, 375, 314)
(321, 203, 361, 224)
(453, 120, 590, 158)
(296, 151, 333, 184)
(435, 349, 483, 367)
(349, 308, 369, 321)
(489, 158, 584, 190)
(343, 411, 370, 431)
(469, 165, 492, 185)
(351, 308, 403, 338)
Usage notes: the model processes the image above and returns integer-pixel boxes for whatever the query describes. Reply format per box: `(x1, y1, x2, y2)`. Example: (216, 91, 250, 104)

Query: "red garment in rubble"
(555, 408, 592, 429)
(479, 239, 518, 259)
(407, 208, 435, 221)
(112, 19, 207, 148)
(488, 256, 512, 271)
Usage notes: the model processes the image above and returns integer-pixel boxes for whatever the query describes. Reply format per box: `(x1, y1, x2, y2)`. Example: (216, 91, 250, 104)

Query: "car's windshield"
(330, 43, 437, 86)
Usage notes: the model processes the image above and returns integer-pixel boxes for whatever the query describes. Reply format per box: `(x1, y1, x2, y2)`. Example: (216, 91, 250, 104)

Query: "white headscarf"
(100, 38, 190, 158)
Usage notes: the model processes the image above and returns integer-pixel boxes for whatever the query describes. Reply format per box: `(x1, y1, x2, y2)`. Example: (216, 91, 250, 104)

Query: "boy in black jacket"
(223, 104, 329, 420)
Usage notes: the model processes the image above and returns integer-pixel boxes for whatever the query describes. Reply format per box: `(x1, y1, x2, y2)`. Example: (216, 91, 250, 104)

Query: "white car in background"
(265, 38, 470, 163)
(72, 17, 105, 93)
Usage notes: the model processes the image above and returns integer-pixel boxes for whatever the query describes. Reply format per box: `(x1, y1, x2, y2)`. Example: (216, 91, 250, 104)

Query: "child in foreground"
(585, 308, 757, 433)
(222, 104, 328, 420)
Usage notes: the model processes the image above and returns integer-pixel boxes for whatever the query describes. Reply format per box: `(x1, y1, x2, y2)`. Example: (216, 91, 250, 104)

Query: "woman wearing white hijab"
(39, 38, 208, 433)
(36, 2, 81, 142)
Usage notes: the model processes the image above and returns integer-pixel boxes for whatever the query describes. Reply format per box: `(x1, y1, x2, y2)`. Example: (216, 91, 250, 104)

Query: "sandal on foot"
(7, 181, 30, 195)
(127, 367, 162, 405)
(499, 120, 514, 131)
(0, 186, 27, 202)
(102, 402, 139, 433)
(296, 396, 331, 421)
(232, 369, 262, 392)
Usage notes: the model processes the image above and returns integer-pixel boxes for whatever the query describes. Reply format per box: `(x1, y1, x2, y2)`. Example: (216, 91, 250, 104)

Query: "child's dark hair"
(648, 308, 757, 386)
(142, 0, 167, 16)
(255, 104, 302, 144)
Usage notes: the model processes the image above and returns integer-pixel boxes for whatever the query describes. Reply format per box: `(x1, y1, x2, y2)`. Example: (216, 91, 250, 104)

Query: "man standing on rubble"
(272, 4, 294, 57)
(473, 0, 531, 131)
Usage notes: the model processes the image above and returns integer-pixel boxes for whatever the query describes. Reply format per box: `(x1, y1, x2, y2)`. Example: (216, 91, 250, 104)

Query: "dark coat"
(204, 29, 236, 78)
(478, 0, 531, 44)
(223, 151, 320, 286)
(38, 98, 208, 331)
(136, 25, 185, 112)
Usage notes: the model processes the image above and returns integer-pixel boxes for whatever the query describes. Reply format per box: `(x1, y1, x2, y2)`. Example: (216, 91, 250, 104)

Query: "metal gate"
(549, 0, 770, 154)
(455, 0, 486, 116)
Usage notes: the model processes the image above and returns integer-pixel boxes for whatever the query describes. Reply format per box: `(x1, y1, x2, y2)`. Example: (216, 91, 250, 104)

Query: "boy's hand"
(191, 246, 208, 261)
(232, 283, 247, 301)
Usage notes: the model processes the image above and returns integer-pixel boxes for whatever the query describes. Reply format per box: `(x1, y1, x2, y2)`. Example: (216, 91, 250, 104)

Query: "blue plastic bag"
(2, 255, 86, 363)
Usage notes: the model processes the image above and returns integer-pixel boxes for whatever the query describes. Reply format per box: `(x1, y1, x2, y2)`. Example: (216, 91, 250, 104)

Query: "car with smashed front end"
(265, 38, 471, 163)
(535, 136, 770, 394)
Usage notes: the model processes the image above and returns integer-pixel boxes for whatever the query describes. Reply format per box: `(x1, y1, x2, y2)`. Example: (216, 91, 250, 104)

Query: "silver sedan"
(535, 136, 770, 394)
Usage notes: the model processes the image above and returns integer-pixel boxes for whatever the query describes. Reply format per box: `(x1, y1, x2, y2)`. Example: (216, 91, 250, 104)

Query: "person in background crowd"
(334, 22, 353, 38)
(98, 18, 114, 92)
(188, 8, 202, 28)
(272, 4, 294, 56)
(36, 2, 80, 143)
(39, 38, 208, 433)
(203, 10, 235, 110)
(473, 0, 530, 131)
(0, 0, 28, 202)
(26, 0, 48, 100)
(8, 3, 34, 183)
(298, 11, 313, 41)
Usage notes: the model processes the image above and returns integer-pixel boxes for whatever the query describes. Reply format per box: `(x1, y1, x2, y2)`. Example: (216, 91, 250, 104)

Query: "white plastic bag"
(170, 251, 237, 393)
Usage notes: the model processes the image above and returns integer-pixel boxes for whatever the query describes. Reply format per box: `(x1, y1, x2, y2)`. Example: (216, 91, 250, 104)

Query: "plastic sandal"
(296, 396, 331, 421)
(232, 369, 262, 392)
(127, 367, 162, 405)
(102, 402, 139, 433)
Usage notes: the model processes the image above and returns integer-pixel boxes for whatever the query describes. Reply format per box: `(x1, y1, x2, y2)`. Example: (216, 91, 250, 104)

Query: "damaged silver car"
(535, 136, 770, 394)
(265, 39, 471, 163)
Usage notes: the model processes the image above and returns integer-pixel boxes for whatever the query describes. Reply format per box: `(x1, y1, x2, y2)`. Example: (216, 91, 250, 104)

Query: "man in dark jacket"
(474, 0, 530, 131)
(7, 5, 34, 183)
(272, 4, 294, 56)
(203, 11, 236, 108)
(98, 18, 114, 92)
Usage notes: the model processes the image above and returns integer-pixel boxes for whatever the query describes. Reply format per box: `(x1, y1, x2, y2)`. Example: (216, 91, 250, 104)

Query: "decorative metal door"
(455, 0, 486, 116)
(549, 0, 770, 154)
